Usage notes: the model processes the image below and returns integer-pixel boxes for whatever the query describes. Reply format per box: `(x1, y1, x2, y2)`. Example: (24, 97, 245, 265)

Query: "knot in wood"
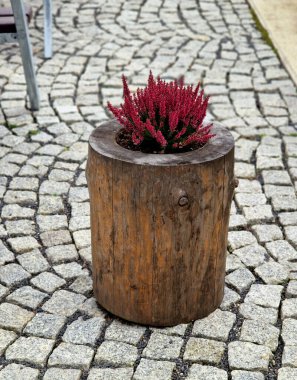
(233, 177, 239, 188)
(178, 195, 189, 207)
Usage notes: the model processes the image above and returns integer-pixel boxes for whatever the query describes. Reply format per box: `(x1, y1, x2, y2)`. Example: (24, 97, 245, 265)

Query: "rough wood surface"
(87, 121, 235, 326)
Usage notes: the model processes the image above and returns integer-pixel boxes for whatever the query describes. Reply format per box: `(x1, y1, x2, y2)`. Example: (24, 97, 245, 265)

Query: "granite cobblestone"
(0, 0, 296, 377)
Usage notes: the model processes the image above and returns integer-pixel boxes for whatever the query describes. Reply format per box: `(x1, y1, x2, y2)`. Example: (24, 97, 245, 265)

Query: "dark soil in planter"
(116, 128, 206, 154)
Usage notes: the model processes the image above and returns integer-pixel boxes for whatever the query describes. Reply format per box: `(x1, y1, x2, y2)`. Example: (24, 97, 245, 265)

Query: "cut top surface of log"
(89, 120, 234, 166)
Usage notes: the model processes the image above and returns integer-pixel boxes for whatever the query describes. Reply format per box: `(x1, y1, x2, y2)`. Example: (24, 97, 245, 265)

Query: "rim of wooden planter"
(89, 120, 234, 166)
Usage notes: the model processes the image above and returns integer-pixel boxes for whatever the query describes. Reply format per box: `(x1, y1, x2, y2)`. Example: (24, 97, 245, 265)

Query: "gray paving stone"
(73, 229, 91, 249)
(282, 345, 297, 367)
(255, 261, 289, 284)
(45, 244, 78, 264)
(187, 364, 228, 380)
(17, 249, 49, 274)
(105, 319, 145, 345)
(0, 364, 39, 380)
(36, 144, 64, 156)
(184, 337, 225, 364)
(235, 179, 262, 194)
(69, 187, 89, 202)
(4, 190, 36, 205)
(76, 172, 87, 186)
(19, 164, 48, 178)
(228, 341, 272, 371)
(0, 163, 19, 176)
(69, 275, 93, 294)
(220, 286, 241, 310)
(88, 368, 134, 380)
(40, 230, 72, 247)
(231, 370, 265, 380)
(5, 219, 35, 236)
(225, 268, 255, 292)
(233, 244, 267, 268)
(5, 336, 55, 365)
(79, 247, 92, 265)
(229, 214, 247, 229)
(71, 202, 90, 217)
(142, 332, 183, 360)
(39, 180, 70, 195)
(30, 132, 53, 144)
(24, 312, 66, 339)
(281, 298, 297, 319)
(1, 204, 35, 219)
(0, 263, 31, 286)
(257, 156, 283, 170)
(1, 135, 24, 147)
(54, 262, 88, 279)
(239, 303, 278, 325)
(262, 170, 291, 185)
(37, 215, 68, 232)
(192, 309, 236, 341)
(48, 169, 75, 182)
(0, 302, 33, 332)
(226, 254, 244, 272)
(79, 297, 106, 318)
(9, 177, 39, 191)
(265, 240, 297, 262)
(48, 342, 94, 369)
(271, 195, 297, 212)
(7, 286, 47, 309)
(63, 316, 104, 345)
(1, 2, 297, 378)
(0, 241, 14, 266)
(42, 290, 86, 316)
(282, 319, 297, 345)
(69, 216, 90, 231)
(287, 264, 297, 280)
(30, 272, 66, 293)
(95, 340, 138, 366)
(278, 368, 297, 380)
(264, 185, 295, 198)
(7, 236, 40, 253)
(43, 368, 82, 380)
(279, 212, 297, 226)
(152, 323, 188, 337)
(287, 280, 297, 297)
(59, 144, 88, 161)
(132, 359, 174, 380)
(285, 226, 297, 247)
(235, 163, 256, 179)
(0, 224, 6, 238)
(235, 193, 267, 208)
(239, 319, 279, 351)
(244, 284, 283, 309)
(242, 205, 274, 224)
(0, 328, 17, 355)
(47, 123, 72, 136)
(39, 195, 64, 214)
(251, 224, 283, 243)
(228, 231, 257, 251)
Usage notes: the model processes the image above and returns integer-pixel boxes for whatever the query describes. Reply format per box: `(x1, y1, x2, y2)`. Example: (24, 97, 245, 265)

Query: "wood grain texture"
(87, 121, 235, 326)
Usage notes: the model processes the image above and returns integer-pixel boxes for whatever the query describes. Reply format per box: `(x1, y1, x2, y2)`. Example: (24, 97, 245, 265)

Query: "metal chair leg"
(43, 0, 52, 58)
(10, 0, 40, 110)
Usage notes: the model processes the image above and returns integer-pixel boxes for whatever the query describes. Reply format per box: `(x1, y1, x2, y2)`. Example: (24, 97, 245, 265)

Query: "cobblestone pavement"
(0, 0, 297, 379)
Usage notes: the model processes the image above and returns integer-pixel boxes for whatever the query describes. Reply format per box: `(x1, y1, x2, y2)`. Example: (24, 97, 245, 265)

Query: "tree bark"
(87, 121, 235, 326)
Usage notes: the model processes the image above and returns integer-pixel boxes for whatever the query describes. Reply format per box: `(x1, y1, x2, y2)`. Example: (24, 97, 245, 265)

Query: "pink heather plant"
(107, 72, 214, 153)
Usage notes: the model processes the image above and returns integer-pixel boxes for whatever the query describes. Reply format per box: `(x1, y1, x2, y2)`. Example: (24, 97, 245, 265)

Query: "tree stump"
(87, 121, 235, 326)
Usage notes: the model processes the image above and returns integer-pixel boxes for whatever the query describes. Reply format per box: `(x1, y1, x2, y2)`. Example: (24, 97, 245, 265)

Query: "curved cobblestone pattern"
(0, 0, 297, 379)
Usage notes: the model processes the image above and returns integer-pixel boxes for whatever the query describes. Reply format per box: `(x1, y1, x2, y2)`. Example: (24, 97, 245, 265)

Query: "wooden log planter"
(86, 120, 236, 326)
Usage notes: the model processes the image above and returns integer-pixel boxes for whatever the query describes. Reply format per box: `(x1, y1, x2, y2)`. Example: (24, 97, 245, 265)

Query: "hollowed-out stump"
(87, 121, 235, 326)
